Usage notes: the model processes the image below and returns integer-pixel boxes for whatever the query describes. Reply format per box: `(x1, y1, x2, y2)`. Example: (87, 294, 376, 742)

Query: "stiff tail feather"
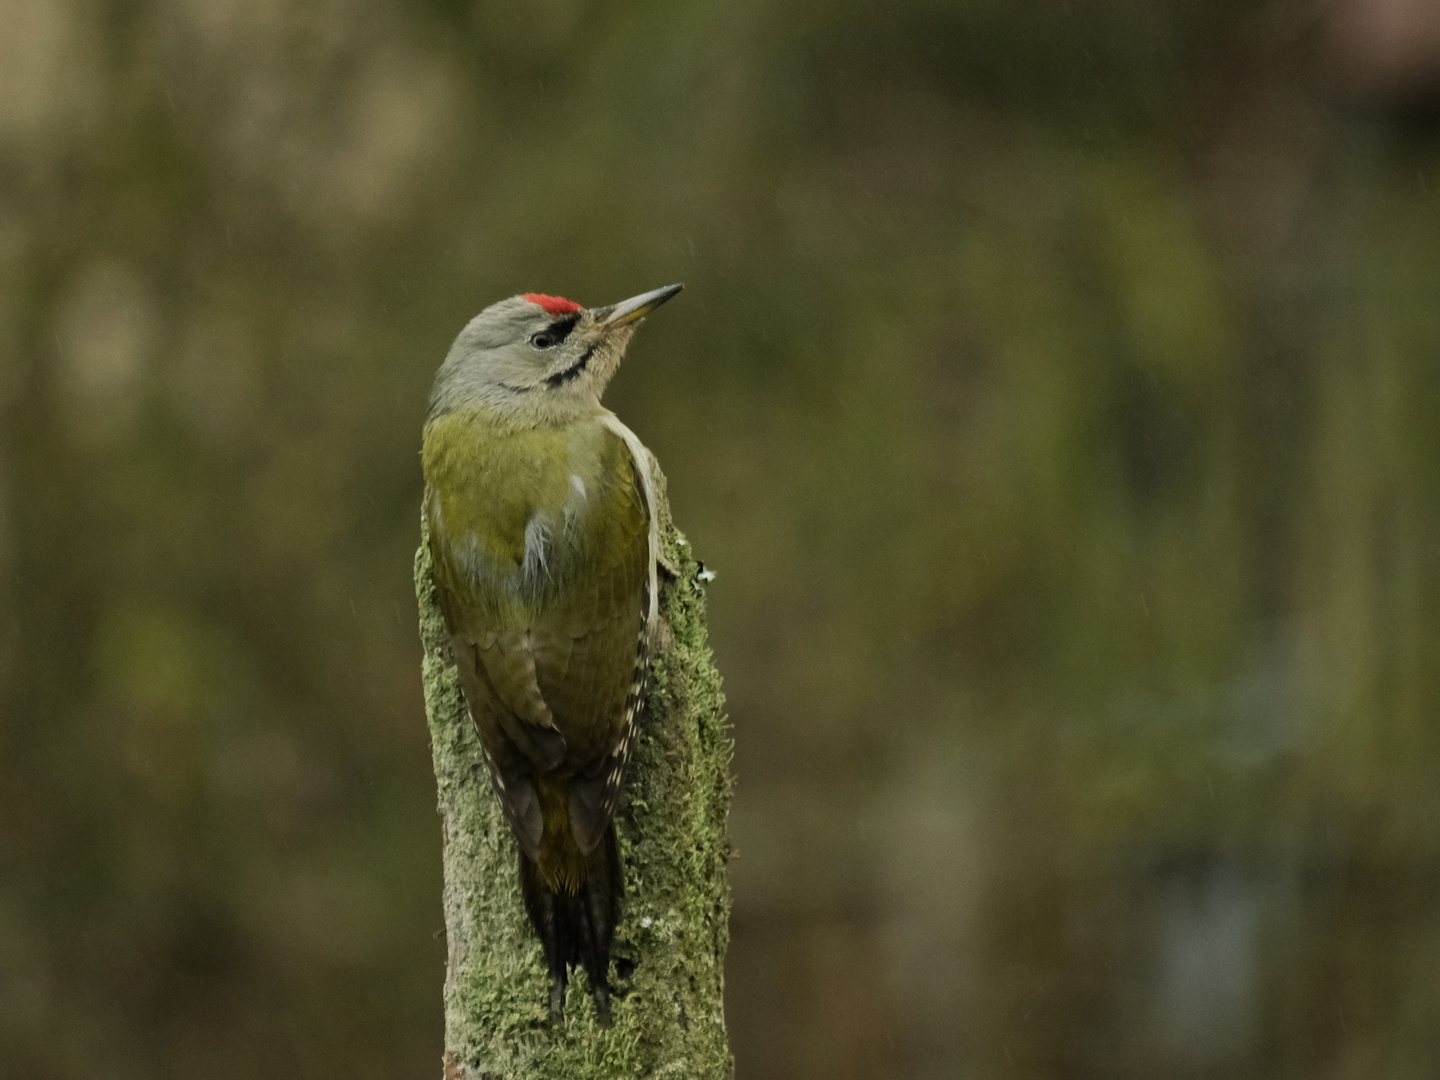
(518, 823, 624, 1025)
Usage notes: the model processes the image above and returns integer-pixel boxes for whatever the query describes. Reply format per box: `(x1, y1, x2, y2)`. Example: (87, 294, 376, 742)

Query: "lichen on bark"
(415, 457, 734, 1080)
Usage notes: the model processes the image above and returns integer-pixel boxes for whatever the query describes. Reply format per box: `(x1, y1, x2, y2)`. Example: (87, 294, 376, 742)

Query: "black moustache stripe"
(545, 343, 596, 388)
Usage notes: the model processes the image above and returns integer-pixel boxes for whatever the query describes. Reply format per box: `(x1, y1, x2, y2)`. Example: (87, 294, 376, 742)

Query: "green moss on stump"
(416, 459, 734, 1080)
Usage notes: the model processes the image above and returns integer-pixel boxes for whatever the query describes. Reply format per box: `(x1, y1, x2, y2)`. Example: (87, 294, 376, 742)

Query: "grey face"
(428, 285, 682, 423)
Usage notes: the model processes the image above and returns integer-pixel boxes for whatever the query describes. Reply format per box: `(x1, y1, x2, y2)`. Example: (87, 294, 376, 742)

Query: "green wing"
(424, 414, 651, 864)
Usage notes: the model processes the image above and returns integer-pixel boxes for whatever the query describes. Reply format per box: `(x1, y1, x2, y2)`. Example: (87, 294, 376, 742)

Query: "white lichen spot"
(640, 916, 652, 929)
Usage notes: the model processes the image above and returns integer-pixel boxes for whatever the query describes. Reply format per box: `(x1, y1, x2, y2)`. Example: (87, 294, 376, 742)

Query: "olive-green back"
(422, 407, 650, 887)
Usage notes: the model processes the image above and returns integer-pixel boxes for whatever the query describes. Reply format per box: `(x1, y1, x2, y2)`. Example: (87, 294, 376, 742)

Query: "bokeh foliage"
(2, 1, 1440, 1078)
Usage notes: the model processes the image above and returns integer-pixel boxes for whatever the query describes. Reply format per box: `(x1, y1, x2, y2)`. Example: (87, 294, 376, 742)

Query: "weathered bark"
(415, 457, 734, 1080)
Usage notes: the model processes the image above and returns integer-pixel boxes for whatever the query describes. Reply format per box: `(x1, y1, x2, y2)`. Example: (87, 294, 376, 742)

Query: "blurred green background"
(4, 1, 1440, 1077)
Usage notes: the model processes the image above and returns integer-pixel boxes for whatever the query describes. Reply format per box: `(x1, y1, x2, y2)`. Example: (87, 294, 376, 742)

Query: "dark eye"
(530, 332, 557, 349)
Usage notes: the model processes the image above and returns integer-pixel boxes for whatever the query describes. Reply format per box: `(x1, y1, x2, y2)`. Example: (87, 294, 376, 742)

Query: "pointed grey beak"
(594, 283, 683, 327)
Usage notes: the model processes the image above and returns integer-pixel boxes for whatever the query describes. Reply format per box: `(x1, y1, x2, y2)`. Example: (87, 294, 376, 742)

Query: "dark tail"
(518, 823, 624, 1025)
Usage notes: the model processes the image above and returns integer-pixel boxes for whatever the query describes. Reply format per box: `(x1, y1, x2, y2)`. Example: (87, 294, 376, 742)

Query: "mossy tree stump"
(415, 459, 734, 1080)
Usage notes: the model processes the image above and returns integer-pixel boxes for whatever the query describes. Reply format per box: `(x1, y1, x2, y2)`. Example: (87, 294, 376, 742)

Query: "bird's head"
(429, 284, 683, 425)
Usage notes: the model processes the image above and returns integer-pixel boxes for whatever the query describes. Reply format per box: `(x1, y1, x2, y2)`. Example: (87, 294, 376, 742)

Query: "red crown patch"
(522, 293, 583, 316)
